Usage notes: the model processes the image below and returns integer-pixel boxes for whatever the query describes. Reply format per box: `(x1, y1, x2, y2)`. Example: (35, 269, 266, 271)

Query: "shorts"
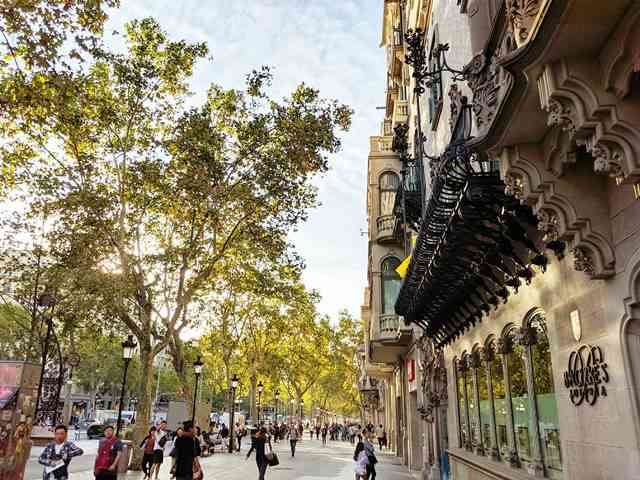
(95, 471, 117, 480)
(152, 449, 164, 464)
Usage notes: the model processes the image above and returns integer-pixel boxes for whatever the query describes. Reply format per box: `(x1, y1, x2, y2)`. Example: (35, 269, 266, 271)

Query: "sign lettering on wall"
(563, 345, 609, 406)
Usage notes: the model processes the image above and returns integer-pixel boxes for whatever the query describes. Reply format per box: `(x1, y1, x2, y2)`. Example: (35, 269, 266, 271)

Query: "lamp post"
(274, 389, 280, 423)
(191, 356, 204, 424)
(257, 381, 264, 424)
(116, 334, 137, 437)
(228, 374, 239, 454)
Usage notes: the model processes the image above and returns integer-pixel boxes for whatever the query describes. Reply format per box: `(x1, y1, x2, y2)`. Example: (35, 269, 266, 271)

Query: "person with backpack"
(139, 426, 156, 479)
(93, 426, 123, 480)
(170, 421, 201, 480)
(39, 425, 84, 480)
(363, 432, 378, 479)
(353, 441, 369, 480)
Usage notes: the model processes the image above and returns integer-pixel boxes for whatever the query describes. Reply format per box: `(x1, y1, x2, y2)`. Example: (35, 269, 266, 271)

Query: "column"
(430, 406, 442, 480)
(483, 345, 500, 461)
(519, 326, 545, 477)
(497, 336, 520, 468)
(470, 351, 485, 456)
(460, 358, 473, 452)
(452, 362, 463, 449)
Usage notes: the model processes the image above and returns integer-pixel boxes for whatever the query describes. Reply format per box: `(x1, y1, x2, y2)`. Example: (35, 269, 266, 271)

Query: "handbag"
(192, 458, 203, 480)
(265, 451, 279, 467)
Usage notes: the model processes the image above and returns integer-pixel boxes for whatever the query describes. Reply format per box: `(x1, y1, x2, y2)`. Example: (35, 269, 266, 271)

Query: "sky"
(106, 1, 386, 320)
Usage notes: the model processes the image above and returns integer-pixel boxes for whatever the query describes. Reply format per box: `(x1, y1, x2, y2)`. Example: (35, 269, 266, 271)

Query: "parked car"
(87, 424, 107, 439)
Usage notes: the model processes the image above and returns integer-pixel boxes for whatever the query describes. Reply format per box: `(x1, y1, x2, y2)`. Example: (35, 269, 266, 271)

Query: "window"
(452, 310, 564, 477)
(379, 172, 400, 217)
(531, 314, 563, 477)
(455, 357, 469, 448)
(381, 257, 402, 314)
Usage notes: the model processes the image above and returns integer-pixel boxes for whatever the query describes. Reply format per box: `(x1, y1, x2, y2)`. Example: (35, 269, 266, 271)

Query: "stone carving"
(497, 335, 514, 355)
(545, 98, 577, 137)
(537, 209, 559, 240)
(503, 173, 524, 200)
(448, 83, 468, 133)
(518, 326, 538, 346)
(506, 0, 541, 45)
(464, 53, 502, 129)
(418, 336, 447, 422)
(469, 350, 482, 369)
(572, 247, 595, 277)
(577, 136, 625, 178)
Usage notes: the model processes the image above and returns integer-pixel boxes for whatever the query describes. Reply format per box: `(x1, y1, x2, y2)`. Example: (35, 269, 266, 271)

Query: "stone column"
(497, 336, 520, 468)
(452, 362, 463, 449)
(470, 351, 485, 456)
(429, 405, 442, 480)
(483, 346, 500, 461)
(519, 326, 545, 477)
(459, 357, 473, 452)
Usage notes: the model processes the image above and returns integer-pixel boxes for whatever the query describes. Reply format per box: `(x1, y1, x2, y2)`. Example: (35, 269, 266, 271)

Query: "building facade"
(360, 1, 640, 479)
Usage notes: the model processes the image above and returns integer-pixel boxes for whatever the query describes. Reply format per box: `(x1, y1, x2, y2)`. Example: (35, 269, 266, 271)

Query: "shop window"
(455, 357, 468, 448)
(475, 348, 491, 454)
(506, 327, 531, 463)
(530, 313, 563, 476)
(381, 257, 402, 314)
(379, 172, 399, 217)
(487, 338, 508, 462)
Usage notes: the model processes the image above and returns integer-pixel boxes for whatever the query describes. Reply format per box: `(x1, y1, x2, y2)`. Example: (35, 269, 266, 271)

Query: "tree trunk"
(129, 344, 154, 470)
(168, 333, 194, 420)
(249, 368, 257, 422)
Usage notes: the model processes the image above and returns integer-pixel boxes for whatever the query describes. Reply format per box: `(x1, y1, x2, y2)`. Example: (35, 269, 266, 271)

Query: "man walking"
(171, 421, 201, 480)
(93, 426, 123, 480)
(39, 425, 84, 480)
(150, 420, 168, 480)
(288, 423, 298, 458)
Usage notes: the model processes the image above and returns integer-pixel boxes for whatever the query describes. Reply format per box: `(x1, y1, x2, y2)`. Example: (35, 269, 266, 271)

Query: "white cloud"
(107, 0, 385, 320)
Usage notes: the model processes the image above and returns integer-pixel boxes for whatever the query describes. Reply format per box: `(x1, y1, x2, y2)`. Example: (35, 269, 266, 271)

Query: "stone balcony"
(369, 313, 413, 364)
(376, 215, 397, 243)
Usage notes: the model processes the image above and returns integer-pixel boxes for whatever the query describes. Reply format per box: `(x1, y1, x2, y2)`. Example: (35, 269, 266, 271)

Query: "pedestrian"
(139, 426, 156, 479)
(363, 432, 378, 479)
(288, 424, 298, 458)
(246, 426, 272, 480)
(170, 421, 201, 480)
(150, 420, 168, 480)
(353, 441, 369, 480)
(376, 424, 384, 450)
(235, 423, 245, 452)
(321, 424, 328, 446)
(93, 426, 123, 480)
(39, 425, 84, 480)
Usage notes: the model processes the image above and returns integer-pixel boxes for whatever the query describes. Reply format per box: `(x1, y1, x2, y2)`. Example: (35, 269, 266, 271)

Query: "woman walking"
(288, 424, 298, 458)
(247, 427, 272, 480)
(353, 441, 369, 480)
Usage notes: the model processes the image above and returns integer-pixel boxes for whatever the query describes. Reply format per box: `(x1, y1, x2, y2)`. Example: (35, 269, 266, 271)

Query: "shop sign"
(563, 345, 609, 406)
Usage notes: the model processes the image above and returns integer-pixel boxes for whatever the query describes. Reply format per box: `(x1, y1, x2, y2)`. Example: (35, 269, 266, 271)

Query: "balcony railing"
(370, 136, 393, 153)
(376, 215, 395, 242)
(379, 314, 399, 334)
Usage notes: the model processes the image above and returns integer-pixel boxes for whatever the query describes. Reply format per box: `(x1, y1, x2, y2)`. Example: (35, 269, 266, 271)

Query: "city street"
(25, 438, 416, 480)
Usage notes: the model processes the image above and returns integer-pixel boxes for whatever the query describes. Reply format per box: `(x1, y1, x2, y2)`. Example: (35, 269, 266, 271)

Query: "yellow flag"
(396, 255, 411, 278)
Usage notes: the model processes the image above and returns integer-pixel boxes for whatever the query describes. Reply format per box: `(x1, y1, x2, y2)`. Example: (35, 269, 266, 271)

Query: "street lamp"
(116, 334, 137, 437)
(274, 389, 280, 423)
(191, 356, 204, 424)
(228, 374, 239, 454)
(257, 381, 264, 423)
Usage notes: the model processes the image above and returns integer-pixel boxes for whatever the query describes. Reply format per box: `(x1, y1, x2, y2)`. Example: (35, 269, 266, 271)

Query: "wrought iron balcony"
(392, 124, 424, 238)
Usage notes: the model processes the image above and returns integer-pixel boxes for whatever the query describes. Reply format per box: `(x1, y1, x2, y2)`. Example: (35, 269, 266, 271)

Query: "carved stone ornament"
(464, 53, 502, 129)
(518, 326, 538, 346)
(503, 173, 524, 200)
(577, 136, 625, 178)
(506, 0, 541, 45)
(469, 350, 482, 369)
(482, 343, 496, 363)
(545, 98, 577, 137)
(418, 336, 447, 422)
(572, 247, 595, 277)
(448, 83, 468, 133)
(497, 335, 514, 355)
(537, 209, 559, 241)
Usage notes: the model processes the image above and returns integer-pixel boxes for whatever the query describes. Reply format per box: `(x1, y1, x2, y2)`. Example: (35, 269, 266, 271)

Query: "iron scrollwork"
(417, 336, 447, 422)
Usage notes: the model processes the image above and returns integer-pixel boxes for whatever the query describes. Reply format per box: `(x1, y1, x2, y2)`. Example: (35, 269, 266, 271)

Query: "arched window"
(379, 172, 399, 217)
(530, 313, 563, 475)
(381, 257, 402, 314)
(506, 326, 531, 463)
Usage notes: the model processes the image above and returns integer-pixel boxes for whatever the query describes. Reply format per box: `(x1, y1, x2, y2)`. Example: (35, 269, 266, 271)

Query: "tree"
(1, 16, 351, 467)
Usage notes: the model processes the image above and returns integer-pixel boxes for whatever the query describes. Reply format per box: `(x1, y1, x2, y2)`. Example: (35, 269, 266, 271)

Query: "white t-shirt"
(54, 443, 63, 455)
(153, 430, 167, 450)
